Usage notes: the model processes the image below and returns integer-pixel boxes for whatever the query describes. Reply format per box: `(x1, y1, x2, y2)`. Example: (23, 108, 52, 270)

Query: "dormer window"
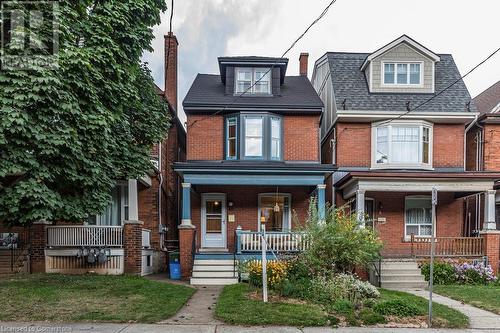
(235, 67, 271, 94)
(383, 62, 422, 85)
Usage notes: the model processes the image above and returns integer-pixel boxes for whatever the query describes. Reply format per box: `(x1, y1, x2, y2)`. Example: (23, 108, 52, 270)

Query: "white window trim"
(257, 193, 292, 232)
(234, 67, 271, 95)
(371, 120, 433, 170)
(243, 115, 264, 158)
(381, 61, 424, 88)
(404, 195, 435, 240)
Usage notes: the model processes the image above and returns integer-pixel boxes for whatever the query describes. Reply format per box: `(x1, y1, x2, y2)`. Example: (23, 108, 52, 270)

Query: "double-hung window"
(383, 62, 421, 85)
(235, 67, 271, 94)
(405, 197, 432, 237)
(244, 117, 264, 158)
(226, 117, 238, 159)
(373, 121, 432, 169)
(88, 185, 128, 226)
(270, 117, 281, 160)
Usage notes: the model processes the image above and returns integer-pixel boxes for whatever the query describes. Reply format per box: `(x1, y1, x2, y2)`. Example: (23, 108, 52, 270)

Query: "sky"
(142, 0, 500, 124)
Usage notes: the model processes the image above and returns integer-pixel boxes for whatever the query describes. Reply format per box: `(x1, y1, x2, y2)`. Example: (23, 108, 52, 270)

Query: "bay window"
(372, 121, 432, 169)
(235, 67, 271, 94)
(225, 113, 283, 161)
(383, 62, 422, 85)
(405, 197, 432, 237)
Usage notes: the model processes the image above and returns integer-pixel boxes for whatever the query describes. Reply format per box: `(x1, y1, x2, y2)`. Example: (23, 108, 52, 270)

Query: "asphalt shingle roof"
(473, 80, 500, 114)
(183, 74, 323, 111)
(326, 52, 477, 113)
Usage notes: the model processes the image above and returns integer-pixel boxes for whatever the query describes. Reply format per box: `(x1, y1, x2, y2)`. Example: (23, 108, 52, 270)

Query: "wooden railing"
(142, 229, 151, 248)
(236, 231, 308, 253)
(410, 235, 484, 257)
(47, 226, 123, 247)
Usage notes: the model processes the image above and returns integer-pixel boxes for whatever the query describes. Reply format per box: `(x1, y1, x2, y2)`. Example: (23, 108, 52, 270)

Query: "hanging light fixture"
(274, 186, 280, 213)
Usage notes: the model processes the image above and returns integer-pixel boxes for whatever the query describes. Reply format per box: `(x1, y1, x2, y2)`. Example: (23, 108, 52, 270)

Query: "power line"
(188, 0, 338, 129)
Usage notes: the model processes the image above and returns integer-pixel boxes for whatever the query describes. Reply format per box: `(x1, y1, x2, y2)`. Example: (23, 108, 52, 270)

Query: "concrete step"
(193, 264, 236, 272)
(193, 259, 235, 266)
(192, 270, 237, 278)
(381, 280, 428, 289)
(381, 274, 426, 282)
(190, 277, 239, 285)
(381, 263, 419, 270)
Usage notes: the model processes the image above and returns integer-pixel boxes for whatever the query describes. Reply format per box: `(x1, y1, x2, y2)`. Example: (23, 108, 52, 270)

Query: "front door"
(201, 194, 227, 249)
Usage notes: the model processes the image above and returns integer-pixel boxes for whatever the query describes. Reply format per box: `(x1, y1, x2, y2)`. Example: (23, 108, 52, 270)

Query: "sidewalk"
(401, 288, 500, 330)
(1, 322, 499, 333)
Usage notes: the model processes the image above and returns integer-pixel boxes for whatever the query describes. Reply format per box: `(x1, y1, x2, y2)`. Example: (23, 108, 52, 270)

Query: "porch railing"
(236, 231, 308, 254)
(410, 235, 484, 257)
(142, 229, 151, 248)
(47, 226, 123, 247)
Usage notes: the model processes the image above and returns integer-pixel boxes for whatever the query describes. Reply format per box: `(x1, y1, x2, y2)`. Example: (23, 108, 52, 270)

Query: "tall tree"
(0, 0, 170, 225)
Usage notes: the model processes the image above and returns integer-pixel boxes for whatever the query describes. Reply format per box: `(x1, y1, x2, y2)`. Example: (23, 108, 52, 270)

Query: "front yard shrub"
(421, 261, 457, 284)
(359, 308, 386, 325)
(455, 262, 497, 284)
(308, 274, 380, 305)
(374, 299, 423, 317)
(247, 260, 289, 289)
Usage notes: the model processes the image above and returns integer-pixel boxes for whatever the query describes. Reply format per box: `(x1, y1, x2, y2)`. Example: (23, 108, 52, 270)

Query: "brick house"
(311, 35, 500, 283)
(174, 55, 334, 284)
(0, 33, 186, 276)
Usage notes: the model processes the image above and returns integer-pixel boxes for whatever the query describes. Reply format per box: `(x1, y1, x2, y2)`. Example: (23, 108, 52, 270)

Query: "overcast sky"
(142, 0, 500, 124)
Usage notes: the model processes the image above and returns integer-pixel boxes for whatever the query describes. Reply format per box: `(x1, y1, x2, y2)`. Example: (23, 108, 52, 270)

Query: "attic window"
(383, 62, 421, 85)
(235, 67, 271, 94)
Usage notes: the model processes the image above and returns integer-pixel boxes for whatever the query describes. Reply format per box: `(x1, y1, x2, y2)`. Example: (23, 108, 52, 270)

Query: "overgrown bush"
(421, 261, 457, 284)
(308, 274, 380, 305)
(299, 200, 383, 275)
(246, 260, 289, 289)
(374, 299, 423, 317)
(455, 262, 497, 284)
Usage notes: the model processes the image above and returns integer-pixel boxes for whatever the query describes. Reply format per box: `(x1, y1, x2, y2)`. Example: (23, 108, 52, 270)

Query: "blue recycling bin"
(169, 252, 181, 280)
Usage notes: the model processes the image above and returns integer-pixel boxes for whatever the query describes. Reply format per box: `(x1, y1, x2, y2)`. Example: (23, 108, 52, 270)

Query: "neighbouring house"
(0, 33, 186, 276)
(174, 55, 334, 284)
(311, 35, 500, 285)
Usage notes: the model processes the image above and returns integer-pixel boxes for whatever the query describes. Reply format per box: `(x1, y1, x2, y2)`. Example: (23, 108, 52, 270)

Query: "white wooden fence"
(47, 226, 123, 247)
(236, 231, 308, 253)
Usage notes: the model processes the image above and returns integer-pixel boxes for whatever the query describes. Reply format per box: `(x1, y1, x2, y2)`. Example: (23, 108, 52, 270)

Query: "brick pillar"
(123, 220, 143, 275)
(30, 220, 51, 273)
(481, 231, 500, 274)
(179, 226, 195, 280)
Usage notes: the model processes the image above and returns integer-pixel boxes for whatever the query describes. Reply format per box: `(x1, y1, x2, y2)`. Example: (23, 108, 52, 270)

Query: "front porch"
(335, 171, 500, 272)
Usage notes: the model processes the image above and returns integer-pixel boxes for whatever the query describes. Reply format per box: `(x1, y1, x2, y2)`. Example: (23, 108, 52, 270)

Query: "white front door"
(201, 194, 227, 248)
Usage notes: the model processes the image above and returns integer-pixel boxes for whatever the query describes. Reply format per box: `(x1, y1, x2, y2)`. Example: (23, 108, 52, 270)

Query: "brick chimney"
(164, 32, 178, 113)
(299, 52, 309, 76)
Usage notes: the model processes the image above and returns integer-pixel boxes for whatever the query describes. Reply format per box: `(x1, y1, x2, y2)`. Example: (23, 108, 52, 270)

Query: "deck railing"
(236, 231, 308, 254)
(47, 226, 123, 247)
(410, 235, 484, 257)
(142, 229, 151, 248)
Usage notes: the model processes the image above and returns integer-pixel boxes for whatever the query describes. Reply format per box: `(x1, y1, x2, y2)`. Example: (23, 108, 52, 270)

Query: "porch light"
(214, 201, 219, 206)
(260, 216, 266, 223)
(274, 203, 280, 213)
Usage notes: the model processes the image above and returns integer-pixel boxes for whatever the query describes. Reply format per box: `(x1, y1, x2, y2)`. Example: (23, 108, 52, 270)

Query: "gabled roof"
(473, 80, 500, 114)
(218, 56, 288, 84)
(360, 35, 440, 71)
(182, 74, 323, 112)
(325, 52, 477, 113)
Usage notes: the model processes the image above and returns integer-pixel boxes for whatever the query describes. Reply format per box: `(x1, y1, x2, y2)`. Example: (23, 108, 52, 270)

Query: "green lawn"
(215, 283, 333, 326)
(0, 274, 195, 323)
(434, 284, 500, 315)
(379, 289, 469, 328)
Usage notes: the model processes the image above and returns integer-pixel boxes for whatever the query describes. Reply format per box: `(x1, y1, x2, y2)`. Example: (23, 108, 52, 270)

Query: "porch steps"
(190, 253, 238, 285)
(379, 259, 427, 289)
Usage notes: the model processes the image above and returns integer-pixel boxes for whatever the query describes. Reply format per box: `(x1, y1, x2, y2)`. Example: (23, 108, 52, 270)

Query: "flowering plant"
(247, 260, 289, 289)
(455, 262, 497, 284)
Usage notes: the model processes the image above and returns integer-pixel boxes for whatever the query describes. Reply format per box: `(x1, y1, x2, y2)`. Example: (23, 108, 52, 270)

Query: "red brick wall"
(333, 122, 465, 168)
(482, 232, 500, 274)
(483, 124, 500, 171)
(189, 186, 312, 251)
(284, 115, 319, 161)
(187, 115, 224, 160)
(123, 222, 142, 274)
(366, 192, 463, 257)
(433, 124, 464, 168)
(186, 114, 320, 162)
(466, 126, 481, 171)
(179, 227, 195, 279)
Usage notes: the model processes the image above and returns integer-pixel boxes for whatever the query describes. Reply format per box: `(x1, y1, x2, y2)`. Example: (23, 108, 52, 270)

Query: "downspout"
(330, 128, 337, 209)
(158, 140, 167, 252)
(464, 114, 478, 171)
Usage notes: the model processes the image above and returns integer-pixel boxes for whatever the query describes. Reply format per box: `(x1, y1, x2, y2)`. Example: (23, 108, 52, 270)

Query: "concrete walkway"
(0, 322, 498, 333)
(401, 288, 500, 330)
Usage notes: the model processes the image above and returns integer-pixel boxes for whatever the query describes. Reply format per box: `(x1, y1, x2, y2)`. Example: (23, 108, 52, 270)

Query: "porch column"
(180, 183, 193, 227)
(128, 179, 139, 221)
(483, 190, 496, 230)
(356, 189, 366, 228)
(317, 184, 326, 222)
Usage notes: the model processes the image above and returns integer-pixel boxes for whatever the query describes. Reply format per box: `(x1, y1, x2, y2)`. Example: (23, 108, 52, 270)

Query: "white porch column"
(483, 189, 497, 230)
(128, 179, 139, 221)
(356, 189, 366, 228)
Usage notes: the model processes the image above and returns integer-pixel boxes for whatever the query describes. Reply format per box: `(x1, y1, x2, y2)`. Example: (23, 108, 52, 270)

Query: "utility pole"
(261, 220, 268, 303)
(429, 187, 437, 327)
